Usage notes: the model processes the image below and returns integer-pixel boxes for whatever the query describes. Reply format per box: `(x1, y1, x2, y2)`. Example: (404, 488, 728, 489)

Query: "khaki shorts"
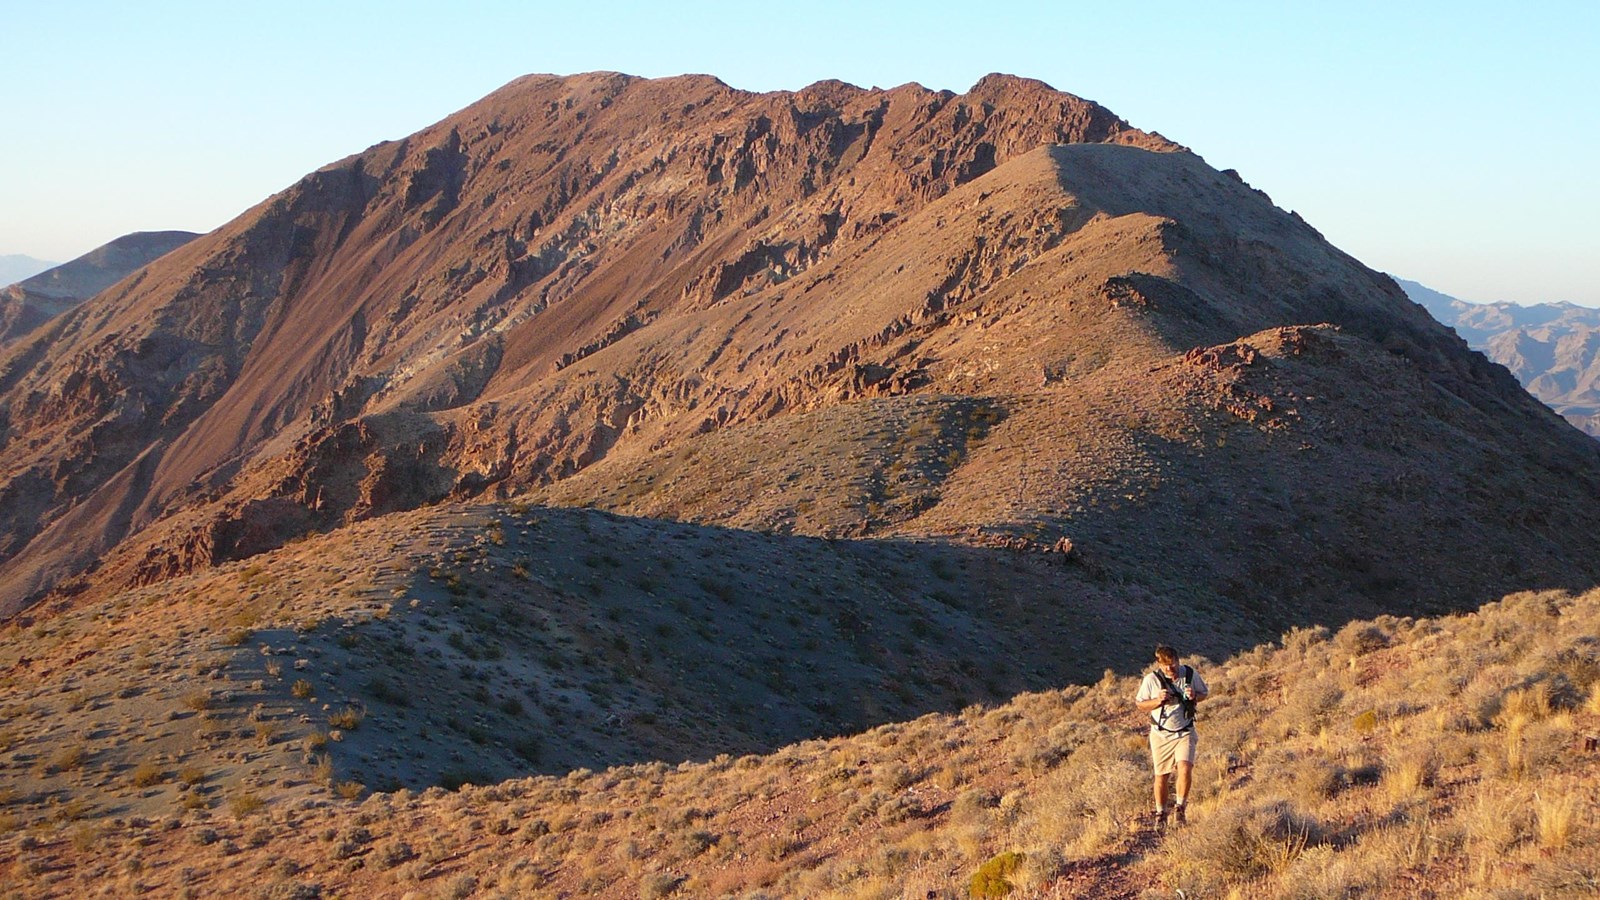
(1149, 728, 1198, 775)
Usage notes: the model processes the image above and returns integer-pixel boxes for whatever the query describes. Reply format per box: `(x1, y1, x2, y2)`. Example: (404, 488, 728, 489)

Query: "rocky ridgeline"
(0, 73, 1597, 640)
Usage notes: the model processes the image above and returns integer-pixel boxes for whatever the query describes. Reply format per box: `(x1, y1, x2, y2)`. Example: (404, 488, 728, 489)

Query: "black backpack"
(1151, 665, 1196, 733)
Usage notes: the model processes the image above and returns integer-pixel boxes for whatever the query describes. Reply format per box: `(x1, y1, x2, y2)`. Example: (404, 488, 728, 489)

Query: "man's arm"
(1136, 694, 1171, 712)
(1135, 675, 1175, 712)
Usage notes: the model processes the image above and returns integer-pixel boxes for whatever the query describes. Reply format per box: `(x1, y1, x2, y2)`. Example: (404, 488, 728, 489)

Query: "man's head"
(1155, 645, 1179, 668)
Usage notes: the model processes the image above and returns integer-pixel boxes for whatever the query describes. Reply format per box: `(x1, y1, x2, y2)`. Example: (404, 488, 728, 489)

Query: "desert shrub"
(1461, 781, 1533, 858)
(1495, 684, 1552, 725)
(1351, 709, 1379, 734)
(844, 791, 889, 827)
(131, 761, 165, 787)
(1381, 747, 1438, 803)
(1543, 644, 1600, 691)
(229, 792, 265, 817)
(1526, 857, 1600, 896)
(328, 706, 364, 730)
(1281, 625, 1330, 656)
(951, 789, 999, 830)
(1011, 846, 1067, 890)
(334, 781, 365, 801)
(260, 881, 323, 900)
(50, 745, 87, 773)
(364, 677, 408, 707)
(1292, 756, 1343, 805)
(513, 736, 543, 763)
(1164, 800, 1323, 881)
(638, 871, 684, 899)
(1274, 844, 1364, 899)
(376, 839, 416, 868)
(1535, 790, 1578, 850)
(291, 680, 314, 700)
(69, 823, 105, 852)
(877, 793, 920, 826)
(969, 851, 1024, 897)
(1336, 622, 1390, 656)
(880, 763, 920, 790)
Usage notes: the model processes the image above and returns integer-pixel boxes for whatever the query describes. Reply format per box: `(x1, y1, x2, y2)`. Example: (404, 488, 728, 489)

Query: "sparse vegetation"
(5, 486, 1599, 900)
(229, 791, 266, 816)
(130, 761, 165, 788)
(328, 705, 365, 730)
(69, 584, 1591, 898)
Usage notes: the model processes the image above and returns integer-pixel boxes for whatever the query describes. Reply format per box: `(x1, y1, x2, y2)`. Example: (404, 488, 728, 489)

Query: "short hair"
(1154, 645, 1178, 664)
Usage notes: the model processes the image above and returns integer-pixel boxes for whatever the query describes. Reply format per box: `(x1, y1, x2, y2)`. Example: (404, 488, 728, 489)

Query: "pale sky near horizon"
(3, 1, 1596, 306)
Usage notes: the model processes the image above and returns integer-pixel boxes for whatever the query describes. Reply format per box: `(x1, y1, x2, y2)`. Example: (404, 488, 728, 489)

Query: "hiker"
(1135, 644, 1209, 828)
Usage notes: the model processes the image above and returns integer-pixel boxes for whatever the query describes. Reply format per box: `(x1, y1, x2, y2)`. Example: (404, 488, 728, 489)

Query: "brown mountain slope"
(0, 498, 1198, 828)
(0, 72, 1598, 626)
(0, 72, 1178, 614)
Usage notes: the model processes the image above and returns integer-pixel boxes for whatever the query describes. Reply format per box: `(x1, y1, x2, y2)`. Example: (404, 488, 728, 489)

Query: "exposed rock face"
(1401, 277, 1600, 437)
(2, 72, 1599, 623)
(0, 231, 199, 346)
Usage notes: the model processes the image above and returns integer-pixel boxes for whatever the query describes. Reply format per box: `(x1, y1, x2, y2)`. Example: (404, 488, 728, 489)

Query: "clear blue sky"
(4, 1, 1596, 305)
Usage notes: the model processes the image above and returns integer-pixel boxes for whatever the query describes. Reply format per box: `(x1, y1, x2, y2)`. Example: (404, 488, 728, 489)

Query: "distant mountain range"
(0, 254, 57, 287)
(0, 231, 199, 346)
(1399, 278, 1600, 437)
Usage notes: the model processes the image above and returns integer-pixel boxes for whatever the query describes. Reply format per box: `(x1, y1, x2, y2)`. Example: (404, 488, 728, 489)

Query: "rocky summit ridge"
(1, 71, 1598, 635)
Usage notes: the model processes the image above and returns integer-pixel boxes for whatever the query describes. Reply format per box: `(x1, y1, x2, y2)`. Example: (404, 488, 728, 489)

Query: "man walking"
(1135, 644, 1208, 828)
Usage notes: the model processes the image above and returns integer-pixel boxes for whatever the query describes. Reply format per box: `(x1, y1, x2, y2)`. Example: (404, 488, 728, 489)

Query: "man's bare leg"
(1175, 762, 1193, 806)
(1153, 772, 1170, 811)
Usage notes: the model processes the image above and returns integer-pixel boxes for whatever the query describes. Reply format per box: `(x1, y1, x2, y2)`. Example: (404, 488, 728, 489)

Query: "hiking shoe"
(1155, 808, 1170, 831)
(1174, 805, 1187, 827)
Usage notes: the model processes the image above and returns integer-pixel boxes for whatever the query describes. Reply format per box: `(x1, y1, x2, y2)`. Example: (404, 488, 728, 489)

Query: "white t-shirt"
(1137, 665, 1208, 733)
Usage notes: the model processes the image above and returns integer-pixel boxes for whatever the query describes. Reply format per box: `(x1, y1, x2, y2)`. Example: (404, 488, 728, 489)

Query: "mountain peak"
(970, 71, 1061, 93)
(0, 72, 1596, 635)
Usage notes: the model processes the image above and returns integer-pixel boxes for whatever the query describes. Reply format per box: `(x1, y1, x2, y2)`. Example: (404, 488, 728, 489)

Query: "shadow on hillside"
(247, 497, 1595, 792)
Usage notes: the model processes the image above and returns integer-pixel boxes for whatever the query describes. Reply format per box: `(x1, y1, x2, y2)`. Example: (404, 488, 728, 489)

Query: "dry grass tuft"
(1535, 790, 1578, 850)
